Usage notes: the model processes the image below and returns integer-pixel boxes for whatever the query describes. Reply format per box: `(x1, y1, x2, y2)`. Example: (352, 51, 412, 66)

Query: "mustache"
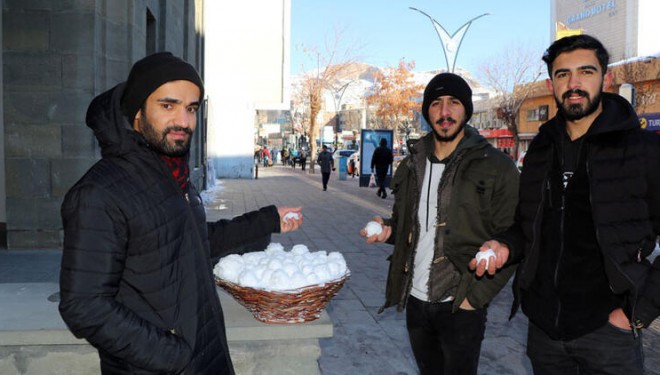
(435, 117, 457, 125)
(165, 126, 193, 135)
(562, 89, 589, 100)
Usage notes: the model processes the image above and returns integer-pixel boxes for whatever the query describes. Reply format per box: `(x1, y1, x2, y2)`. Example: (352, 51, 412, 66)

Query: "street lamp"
(410, 7, 489, 73)
(331, 80, 354, 149)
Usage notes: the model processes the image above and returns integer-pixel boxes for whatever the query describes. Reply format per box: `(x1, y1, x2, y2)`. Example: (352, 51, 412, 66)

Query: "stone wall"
(2, 0, 205, 248)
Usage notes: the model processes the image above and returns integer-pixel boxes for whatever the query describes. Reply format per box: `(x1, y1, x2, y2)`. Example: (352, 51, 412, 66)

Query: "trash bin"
(338, 156, 347, 180)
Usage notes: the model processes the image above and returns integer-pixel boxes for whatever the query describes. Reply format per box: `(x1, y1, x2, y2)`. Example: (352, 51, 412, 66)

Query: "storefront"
(639, 112, 660, 134)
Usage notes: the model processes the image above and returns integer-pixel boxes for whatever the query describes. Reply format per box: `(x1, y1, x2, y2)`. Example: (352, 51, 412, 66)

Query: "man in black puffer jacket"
(473, 35, 660, 375)
(59, 52, 303, 374)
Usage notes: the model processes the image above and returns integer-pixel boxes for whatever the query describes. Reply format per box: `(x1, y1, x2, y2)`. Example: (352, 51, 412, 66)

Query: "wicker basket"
(215, 272, 350, 324)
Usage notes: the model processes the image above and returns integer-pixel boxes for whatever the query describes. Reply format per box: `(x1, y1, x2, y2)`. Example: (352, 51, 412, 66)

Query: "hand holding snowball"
(359, 216, 392, 244)
(469, 240, 510, 277)
(278, 207, 303, 233)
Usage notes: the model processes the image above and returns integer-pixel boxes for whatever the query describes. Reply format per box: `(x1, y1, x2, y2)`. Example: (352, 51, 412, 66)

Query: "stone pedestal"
(0, 283, 332, 375)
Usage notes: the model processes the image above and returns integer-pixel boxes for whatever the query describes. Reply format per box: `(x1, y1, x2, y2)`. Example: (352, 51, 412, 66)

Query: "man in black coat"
(370, 137, 394, 198)
(59, 52, 303, 374)
(472, 35, 660, 375)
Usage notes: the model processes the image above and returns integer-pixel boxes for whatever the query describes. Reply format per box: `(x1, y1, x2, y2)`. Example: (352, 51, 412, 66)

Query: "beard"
(139, 112, 193, 157)
(432, 116, 466, 143)
(555, 85, 603, 121)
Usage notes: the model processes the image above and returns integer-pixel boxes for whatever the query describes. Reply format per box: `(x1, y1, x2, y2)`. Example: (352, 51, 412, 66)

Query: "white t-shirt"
(409, 159, 446, 301)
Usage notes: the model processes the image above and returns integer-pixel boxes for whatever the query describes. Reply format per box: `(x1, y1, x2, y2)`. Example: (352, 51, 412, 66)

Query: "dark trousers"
(376, 172, 387, 196)
(406, 296, 487, 375)
(321, 172, 330, 190)
(527, 321, 644, 375)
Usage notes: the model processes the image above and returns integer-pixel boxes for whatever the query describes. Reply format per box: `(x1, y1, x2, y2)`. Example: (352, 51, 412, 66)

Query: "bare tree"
(479, 44, 543, 158)
(296, 27, 360, 173)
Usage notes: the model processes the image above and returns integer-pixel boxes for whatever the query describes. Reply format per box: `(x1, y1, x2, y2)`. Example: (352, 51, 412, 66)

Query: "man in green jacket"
(361, 73, 519, 375)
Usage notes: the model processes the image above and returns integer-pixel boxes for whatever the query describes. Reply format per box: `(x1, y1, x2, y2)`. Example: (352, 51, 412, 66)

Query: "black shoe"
(377, 190, 382, 197)
(382, 192, 387, 199)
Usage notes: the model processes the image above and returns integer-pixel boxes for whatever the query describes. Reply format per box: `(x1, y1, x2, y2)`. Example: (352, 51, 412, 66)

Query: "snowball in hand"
(213, 243, 349, 292)
(364, 221, 383, 236)
(475, 248, 496, 269)
(283, 212, 300, 222)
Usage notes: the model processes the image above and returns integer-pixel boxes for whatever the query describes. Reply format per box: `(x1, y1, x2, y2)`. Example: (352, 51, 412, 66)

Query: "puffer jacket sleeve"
(207, 205, 280, 258)
(59, 183, 192, 373)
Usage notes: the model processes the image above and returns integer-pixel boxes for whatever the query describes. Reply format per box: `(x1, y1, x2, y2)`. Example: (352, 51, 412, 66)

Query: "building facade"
(2, 1, 205, 248)
(552, 0, 659, 60)
(204, 0, 290, 180)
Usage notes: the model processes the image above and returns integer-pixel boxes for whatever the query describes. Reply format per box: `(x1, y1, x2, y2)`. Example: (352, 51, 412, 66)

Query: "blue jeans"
(406, 296, 487, 375)
(527, 321, 644, 375)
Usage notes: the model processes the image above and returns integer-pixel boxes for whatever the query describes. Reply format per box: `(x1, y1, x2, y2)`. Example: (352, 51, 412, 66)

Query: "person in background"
(59, 52, 303, 374)
(271, 147, 278, 165)
(361, 72, 520, 375)
(281, 147, 289, 166)
(472, 34, 660, 375)
(261, 146, 271, 167)
(370, 137, 394, 199)
(317, 145, 334, 191)
(290, 148, 299, 169)
(300, 147, 308, 171)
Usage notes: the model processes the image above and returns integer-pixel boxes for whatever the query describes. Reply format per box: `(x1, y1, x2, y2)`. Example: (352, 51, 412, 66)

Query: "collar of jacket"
(407, 124, 488, 161)
(538, 92, 640, 144)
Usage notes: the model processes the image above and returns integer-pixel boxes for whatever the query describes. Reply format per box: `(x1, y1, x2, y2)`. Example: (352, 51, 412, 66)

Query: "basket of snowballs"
(213, 243, 350, 324)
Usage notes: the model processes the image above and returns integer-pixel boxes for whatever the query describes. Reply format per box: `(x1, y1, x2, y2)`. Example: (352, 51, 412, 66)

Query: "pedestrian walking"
(58, 52, 303, 374)
(317, 145, 334, 191)
(473, 34, 660, 375)
(361, 73, 520, 375)
(370, 138, 394, 198)
(300, 148, 308, 171)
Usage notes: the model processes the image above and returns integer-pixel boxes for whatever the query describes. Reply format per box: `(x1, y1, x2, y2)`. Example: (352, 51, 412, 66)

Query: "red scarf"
(160, 155, 190, 192)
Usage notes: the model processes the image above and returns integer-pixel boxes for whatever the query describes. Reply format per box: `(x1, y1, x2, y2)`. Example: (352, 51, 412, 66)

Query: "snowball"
(238, 270, 260, 288)
(314, 264, 331, 280)
(283, 212, 300, 222)
(213, 242, 349, 292)
(291, 244, 309, 255)
(269, 269, 290, 289)
(289, 272, 308, 289)
(214, 254, 244, 283)
(327, 261, 341, 277)
(475, 248, 496, 269)
(266, 242, 285, 252)
(282, 262, 300, 277)
(365, 221, 383, 236)
(306, 272, 320, 284)
(267, 258, 283, 270)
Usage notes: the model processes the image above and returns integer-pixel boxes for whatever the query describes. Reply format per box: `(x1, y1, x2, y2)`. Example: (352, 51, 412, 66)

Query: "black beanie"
(421, 72, 473, 125)
(120, 52, 204, 121)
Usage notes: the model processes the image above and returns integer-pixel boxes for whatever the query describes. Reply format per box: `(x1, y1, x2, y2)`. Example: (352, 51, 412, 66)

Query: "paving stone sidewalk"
(1, 163, 658, 375)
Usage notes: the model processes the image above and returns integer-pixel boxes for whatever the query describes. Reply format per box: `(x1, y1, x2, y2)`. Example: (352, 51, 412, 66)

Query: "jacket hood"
(86, 82, 147, 158)
(540, 92, 640, 142)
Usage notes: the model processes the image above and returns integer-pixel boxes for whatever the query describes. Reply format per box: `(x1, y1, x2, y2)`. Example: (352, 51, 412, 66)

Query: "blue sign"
(359, 129, 394, 187)
(640, 113, 660, 132)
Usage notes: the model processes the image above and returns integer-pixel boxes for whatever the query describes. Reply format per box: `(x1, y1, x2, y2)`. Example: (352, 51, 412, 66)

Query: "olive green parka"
(381, 126, 519, 312)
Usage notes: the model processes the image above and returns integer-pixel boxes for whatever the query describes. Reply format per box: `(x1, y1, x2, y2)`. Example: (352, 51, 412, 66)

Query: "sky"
(291, 0, 552, 78)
